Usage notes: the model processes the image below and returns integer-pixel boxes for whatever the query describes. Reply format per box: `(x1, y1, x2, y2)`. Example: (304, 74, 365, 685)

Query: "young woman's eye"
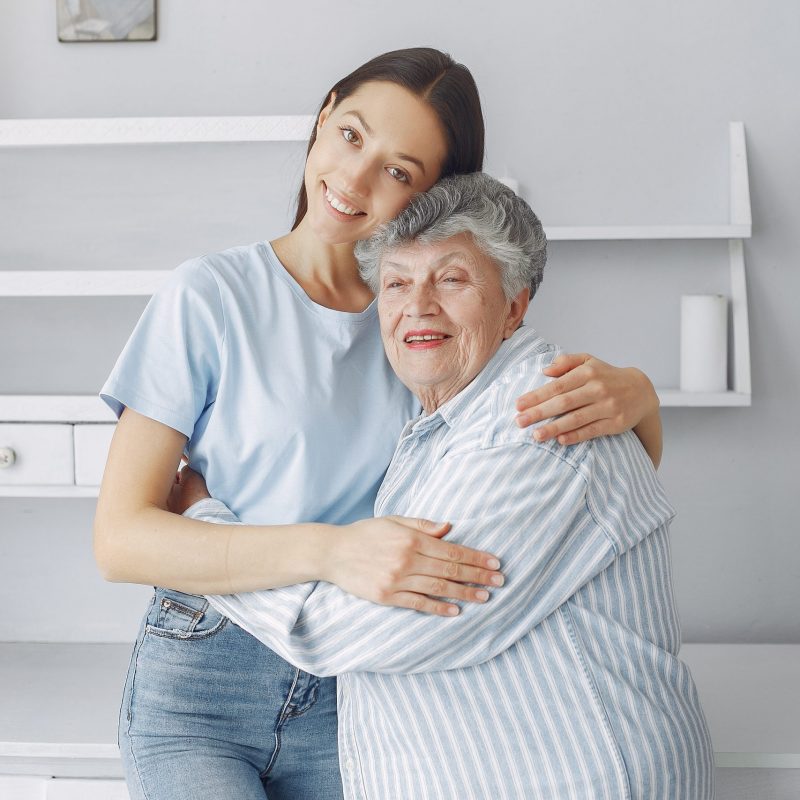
(339, 126, 361, 145)
(386, 166, 410, 184)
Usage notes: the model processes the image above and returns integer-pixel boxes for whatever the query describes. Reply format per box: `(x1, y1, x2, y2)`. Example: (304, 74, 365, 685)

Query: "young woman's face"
(302, 81, 449, 245)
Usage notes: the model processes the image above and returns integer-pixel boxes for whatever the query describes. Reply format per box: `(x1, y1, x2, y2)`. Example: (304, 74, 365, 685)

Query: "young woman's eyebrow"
(396, 152, 426, 175)
(343, 110, 427, 175)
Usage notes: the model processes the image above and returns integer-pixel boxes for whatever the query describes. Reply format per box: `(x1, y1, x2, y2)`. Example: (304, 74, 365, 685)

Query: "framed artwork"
(57, 0, 157, 42)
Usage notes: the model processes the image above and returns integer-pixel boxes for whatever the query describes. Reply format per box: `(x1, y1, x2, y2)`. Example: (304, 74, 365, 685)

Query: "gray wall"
(1, 0, 797, 643)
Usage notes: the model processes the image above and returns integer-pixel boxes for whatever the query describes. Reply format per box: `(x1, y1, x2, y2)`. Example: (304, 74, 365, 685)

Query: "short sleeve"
(100, 258, 225, 439)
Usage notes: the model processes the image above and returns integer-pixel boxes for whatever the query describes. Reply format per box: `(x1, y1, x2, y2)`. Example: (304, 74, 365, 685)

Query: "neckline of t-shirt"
(259, 241, 378, 324)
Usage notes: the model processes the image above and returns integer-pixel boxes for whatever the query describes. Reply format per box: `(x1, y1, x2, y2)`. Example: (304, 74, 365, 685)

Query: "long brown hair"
(291, 47, 485, 230)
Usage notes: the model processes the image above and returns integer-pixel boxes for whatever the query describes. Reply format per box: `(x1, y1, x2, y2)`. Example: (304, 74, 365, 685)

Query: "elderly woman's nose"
(403, 282, 439, 316)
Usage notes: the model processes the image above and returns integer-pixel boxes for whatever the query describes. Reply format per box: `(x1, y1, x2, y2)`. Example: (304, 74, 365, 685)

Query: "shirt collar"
(409, 326, 548, 433)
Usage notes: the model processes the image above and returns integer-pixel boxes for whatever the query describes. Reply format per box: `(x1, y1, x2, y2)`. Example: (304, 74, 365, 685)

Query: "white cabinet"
(0, 422, 115, 492)
(0, 410, 115, 497)
(0, 644, 131, 789)
(0, 776, 45, 800)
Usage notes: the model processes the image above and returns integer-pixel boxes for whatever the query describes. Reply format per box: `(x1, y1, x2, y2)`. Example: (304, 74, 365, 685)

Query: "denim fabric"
(118, 587, 343, 800)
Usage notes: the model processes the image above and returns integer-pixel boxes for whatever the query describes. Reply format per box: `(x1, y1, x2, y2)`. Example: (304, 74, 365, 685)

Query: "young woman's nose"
(340, 156, 373, 199)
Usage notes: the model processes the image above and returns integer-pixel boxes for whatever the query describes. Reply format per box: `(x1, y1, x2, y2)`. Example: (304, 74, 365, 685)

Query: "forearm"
(94, 501, 332, 594)
(200, 448, 616, 675)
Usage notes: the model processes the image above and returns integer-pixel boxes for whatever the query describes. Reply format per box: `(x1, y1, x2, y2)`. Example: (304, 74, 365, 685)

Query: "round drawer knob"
(0, 447, 16, 468)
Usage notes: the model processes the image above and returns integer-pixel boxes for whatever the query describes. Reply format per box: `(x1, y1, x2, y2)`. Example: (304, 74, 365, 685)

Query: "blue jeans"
(118, 587, 344, 800)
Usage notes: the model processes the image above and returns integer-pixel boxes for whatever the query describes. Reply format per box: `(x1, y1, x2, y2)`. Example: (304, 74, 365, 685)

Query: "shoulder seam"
(198, 258, 228, 359)
(468, 438, 621, 557)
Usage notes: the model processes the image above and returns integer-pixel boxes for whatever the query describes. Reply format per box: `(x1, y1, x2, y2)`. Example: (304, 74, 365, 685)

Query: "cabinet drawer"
(0, 424, 74, 485)
(74, 424, 116, 486)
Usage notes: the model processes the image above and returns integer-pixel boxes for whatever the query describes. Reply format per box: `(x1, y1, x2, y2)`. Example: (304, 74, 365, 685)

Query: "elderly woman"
(173, 173, 714, 800)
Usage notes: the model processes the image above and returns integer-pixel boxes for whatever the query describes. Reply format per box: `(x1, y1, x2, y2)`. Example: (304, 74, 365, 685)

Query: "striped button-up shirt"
(201, 326, 714, 800)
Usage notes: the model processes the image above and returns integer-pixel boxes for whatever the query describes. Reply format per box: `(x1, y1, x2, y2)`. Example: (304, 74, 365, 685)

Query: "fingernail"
(475, 589, 489, 601)
(515, 414, 526, 427)
(487, 557, 500, 570)
(533, 429, 544, 441)
(447, 605, 460, 616)
(491, 574, 504, 586)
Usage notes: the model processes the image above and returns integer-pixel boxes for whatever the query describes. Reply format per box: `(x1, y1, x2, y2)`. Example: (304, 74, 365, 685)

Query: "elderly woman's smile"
(378, 233, 529, 414)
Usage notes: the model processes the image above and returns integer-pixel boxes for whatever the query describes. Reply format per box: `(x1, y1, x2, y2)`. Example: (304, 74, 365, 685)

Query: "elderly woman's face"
(378, 233, 529, 411)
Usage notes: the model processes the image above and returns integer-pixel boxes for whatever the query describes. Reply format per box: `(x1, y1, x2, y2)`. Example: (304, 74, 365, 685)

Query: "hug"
(95, 47, 705, 800)
(184, 172, 714, 800)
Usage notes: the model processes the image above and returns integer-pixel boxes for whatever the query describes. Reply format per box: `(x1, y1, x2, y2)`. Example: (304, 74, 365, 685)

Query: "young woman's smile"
(302, 81, 449, 245)
(322, 182, 366, 219)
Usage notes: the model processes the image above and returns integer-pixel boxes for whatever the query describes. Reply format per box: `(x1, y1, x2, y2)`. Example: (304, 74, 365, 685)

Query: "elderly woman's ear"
(503, 288, 530, 339)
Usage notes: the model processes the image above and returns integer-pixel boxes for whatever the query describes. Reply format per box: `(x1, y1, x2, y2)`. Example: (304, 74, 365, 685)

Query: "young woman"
(95, 48, 662, 800)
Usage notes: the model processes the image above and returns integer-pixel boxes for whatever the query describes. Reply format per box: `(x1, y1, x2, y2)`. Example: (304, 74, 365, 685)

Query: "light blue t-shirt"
(101, 241, 419, 525)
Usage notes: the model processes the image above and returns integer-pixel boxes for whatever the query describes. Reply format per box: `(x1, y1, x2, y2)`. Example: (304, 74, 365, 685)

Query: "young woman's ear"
(316, 91, 338, 132)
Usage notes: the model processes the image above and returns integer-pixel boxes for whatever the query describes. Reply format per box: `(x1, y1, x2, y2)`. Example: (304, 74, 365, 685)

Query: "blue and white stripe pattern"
(200, 326, 714, 799)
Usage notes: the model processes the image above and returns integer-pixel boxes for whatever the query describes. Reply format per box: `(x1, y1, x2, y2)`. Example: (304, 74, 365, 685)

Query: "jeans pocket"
(145, 587, 228, 640)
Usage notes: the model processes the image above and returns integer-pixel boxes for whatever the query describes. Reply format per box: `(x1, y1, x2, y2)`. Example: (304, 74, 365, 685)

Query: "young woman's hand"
(323, 517, 504, 617)
(166, 466, 504, 614)
(514, 353, 662, 465)
(166, 464, 212, 515)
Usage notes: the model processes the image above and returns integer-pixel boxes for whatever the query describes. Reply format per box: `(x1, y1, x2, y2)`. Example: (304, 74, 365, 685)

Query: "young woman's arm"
(515, 353, 662, 468)
(93, 408, 501, 608)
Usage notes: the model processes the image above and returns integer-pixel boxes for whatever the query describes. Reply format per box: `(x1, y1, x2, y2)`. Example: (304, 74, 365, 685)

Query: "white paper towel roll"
(680, 294, 728, 392)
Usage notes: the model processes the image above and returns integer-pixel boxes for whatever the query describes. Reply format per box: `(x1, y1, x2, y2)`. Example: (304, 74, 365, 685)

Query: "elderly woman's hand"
(324, 517, 505, 617)
(514, 353, 663, 467)
(166, 464, 212, 515)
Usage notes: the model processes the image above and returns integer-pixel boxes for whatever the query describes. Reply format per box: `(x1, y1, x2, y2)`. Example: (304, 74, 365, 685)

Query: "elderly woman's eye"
(340, 126, 360, 145)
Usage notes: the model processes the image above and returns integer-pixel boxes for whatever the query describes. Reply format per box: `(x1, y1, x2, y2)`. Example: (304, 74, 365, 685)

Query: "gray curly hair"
(355, 172, 547, 299)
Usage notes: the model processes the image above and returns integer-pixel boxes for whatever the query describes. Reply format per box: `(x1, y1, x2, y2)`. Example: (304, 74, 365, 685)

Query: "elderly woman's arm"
(515, 353, 663, 468)
(198, 429, 668, 675)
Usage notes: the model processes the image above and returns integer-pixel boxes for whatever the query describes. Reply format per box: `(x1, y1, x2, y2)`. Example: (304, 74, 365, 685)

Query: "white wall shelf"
(0, 115, 315, 146)
(657, 390, 752, 408)
(0, 270, 169, 296)
(0, 396, 116, 423)
(545, 223, 751, 240)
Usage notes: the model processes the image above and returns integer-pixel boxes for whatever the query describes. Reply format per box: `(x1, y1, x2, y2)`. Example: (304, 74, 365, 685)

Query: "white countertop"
(1, 642, 798, 777)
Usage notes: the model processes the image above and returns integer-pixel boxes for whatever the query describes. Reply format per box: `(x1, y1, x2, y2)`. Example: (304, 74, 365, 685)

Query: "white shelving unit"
(0, 115, 780, 795)
(0, 117, 753, 418)
(0, 120, 754, 497)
